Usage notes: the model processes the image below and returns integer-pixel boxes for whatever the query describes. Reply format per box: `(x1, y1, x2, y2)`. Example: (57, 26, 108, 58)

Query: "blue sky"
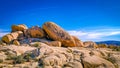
(0, 0, 120, 41)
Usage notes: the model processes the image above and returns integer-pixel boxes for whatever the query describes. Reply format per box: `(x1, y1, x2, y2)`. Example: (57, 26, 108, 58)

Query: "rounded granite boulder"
(11, 24, 28, 32)
(42, 22, 76, 47)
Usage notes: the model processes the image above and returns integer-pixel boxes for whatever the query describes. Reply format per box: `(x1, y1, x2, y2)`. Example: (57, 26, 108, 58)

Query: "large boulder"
(11, 24, 28, 32)
(1, 34, 14, 44)
(1, 31, 23, 44)
(83, 41, 98, 48)
(42, 22, 76, 47)
(24, 26, 46, 38)
(72, 36, 84, 47)
(10, 31, 23, 39)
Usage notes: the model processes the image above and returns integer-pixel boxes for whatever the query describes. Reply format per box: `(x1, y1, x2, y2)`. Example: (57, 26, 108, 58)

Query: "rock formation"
(83, 41, 98, 48)
(0, 22, 119, 68)
(42, 22, 76, 47)
(1, 22, 88, 47)
(0, 42, 118, 68)
(1, 31, 23, 44)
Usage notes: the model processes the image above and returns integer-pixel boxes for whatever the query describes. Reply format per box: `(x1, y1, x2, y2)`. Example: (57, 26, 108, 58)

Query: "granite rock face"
(1, 31, 23, 44)
(42, 22, 76, 47)
(24, 26, 46, 38)
(83, 41, 98, 48)
(1, 22, 93, 47)
(1, 22, 97, 48)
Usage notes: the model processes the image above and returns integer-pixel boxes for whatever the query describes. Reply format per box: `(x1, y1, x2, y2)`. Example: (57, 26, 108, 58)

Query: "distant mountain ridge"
(96, 40, 120, 46)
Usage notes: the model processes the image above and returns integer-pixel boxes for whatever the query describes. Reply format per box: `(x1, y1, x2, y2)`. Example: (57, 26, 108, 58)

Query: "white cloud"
(68, 28, 120, 41)
(0, 29, 9, 37)
(0, 33, 9, 37)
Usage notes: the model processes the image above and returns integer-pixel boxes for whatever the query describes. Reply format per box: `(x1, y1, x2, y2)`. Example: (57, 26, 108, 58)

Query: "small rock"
(83, 41, 98, 48)
(13, 40, 20, 45)
(45, 41, 61, 47)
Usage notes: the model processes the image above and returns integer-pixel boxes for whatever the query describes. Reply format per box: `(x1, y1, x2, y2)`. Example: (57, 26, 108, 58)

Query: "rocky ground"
(0, 22, 120, 68)
(0, 43, 120, 68)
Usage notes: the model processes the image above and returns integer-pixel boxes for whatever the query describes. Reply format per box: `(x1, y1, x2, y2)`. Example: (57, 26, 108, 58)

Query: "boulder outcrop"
(42, 22, 76, 47)
(1, 34, 13, 44)
(83, 41, 98, 48)
(1, 22, 100, 48)
(1, 31, 23, 44)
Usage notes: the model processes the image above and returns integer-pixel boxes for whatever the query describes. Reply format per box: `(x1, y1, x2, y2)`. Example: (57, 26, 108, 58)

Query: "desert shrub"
(0, 66, 3, 68)
(31, 42, 41, 47)
(6, 54, 14, 60)
(33, 58, 39, 62)
(98, 44, 108, 48)
(23, 66, 29, 68)
(0, 59, 3, 63)
(0, 40, 6, 46)
(113, 46, 120, 51)
(106, 57, 116, 63)
(7, 52, 35, 64)
(6, 52, 17, 60)
(23, 53, 32, 62)
(13, 55, 25, 64)
(34, 43, 39, 47)
(108, 45, 116, 49)
(0, 40, 3, 45)
(105, 53, 116, 64)
(108, 45, 120, 51)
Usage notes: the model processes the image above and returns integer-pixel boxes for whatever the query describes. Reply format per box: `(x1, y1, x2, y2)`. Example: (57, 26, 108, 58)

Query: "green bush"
(0, 59, 3, 63)
(34, 43, 39, 47)
(13, 55, 25, 64)
(98, 44, 108, 48)
(33, 58, 39, 62)
(24, 53, 32, 62)
(31, 42, 41, 47)
(108, 45, 120, 51)
(6, 53, 16, 60)
(113, 47, 120, 51)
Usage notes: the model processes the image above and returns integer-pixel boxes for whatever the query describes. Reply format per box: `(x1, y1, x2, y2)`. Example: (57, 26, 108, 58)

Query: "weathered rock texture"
(42, 22, 76, 47)
(83, 41, 98, 48)
(25, 43, 118, 68)
(45, 41, 61, 47)
(1, 31, 23, 44)
(72, 36, 84, 47)
(11, 24, 28, 32)
(24, 26, 46, 38)
(1, 22, 98, 47)
(0, 42, 119, 68)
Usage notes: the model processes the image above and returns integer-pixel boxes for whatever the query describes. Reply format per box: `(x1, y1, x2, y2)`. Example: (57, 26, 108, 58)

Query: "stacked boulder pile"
(0, 22, 120, 68)
(1, 22, 87, 47)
